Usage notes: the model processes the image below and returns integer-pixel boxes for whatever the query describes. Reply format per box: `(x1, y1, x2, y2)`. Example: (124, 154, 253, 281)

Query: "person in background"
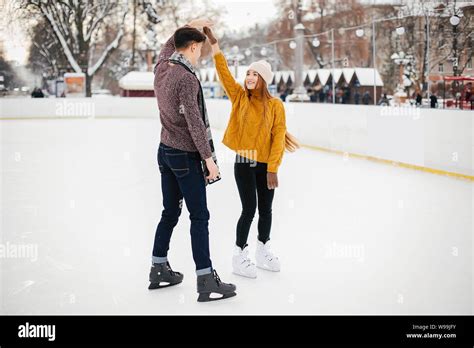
(378, 93, 389, 106)
(327, 89, 333, 103)
(362, 91, 371, 105)
(336, 88, 343, 103)
(468, 86, 474, 110)
(415, 93, 422, 107)
(31, 87, 44, 98)
(430, 94, 438, 109)
(308, 88, 317, 102)
(319, 88, 327, 103)
(342, 86, 351, 104)
(354, 90, 361, 105)
(465, 85, 472, 109)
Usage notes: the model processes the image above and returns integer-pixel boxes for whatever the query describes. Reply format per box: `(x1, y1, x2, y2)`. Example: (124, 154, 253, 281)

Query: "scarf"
(168, 51, 221, 185)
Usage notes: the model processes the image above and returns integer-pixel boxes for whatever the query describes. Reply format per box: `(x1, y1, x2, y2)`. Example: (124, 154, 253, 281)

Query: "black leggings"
(234, 155, 275, 248)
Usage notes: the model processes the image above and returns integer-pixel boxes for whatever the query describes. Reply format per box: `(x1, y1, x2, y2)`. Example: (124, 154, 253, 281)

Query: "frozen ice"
(0, 117, 472, 314)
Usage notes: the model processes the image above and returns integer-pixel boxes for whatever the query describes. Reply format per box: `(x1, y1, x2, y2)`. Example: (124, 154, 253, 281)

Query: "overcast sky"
(212, 0, 278, 31)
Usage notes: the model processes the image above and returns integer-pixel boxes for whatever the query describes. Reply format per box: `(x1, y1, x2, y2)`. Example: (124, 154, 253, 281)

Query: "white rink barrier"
(0, 97, 158, 119)
(208, 100, 473, 179)
(1, 97, 472, 178)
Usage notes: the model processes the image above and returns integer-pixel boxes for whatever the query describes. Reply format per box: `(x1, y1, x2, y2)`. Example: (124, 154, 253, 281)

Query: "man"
(465, 85, 472, 110)
(150, 18, 236, 302)
(362, 91, 371, 105)
(354, 90, 360, 105)
(430, 94, 438, 109)
(415, 93, 422, 107)
(378, 93, 389, 106)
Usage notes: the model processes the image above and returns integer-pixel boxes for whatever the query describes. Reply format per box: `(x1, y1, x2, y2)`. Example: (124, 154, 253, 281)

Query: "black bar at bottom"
(0, 315, 472, 346)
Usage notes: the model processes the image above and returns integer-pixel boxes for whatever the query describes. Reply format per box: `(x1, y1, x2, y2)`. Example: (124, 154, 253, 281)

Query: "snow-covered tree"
(18, 0, 129, 97)
(27, 18, 69, 80)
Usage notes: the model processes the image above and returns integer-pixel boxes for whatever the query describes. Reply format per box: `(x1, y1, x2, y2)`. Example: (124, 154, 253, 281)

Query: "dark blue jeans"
(152, 143, 212, 275)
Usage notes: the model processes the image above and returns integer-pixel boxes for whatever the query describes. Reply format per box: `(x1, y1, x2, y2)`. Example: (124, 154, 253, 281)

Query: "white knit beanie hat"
(248, 60, 273, 85)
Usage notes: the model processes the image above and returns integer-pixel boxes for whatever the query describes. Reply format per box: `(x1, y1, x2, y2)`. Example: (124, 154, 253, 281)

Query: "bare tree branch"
(87, 10, 128, 76)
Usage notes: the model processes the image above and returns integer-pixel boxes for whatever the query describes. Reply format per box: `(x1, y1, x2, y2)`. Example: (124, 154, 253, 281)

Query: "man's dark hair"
(174, 27, 207, 50)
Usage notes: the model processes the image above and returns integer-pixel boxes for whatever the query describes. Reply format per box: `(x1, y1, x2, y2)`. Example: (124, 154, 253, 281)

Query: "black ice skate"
(148, 261, 184, 290)
(196, 269, 237, 302)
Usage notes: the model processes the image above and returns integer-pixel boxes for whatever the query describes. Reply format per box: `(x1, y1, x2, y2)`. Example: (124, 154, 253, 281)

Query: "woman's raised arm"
(204, 27, 244, 103)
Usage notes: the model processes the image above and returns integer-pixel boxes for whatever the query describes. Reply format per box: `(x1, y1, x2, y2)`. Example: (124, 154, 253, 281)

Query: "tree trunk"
(86, 74, 92, 97)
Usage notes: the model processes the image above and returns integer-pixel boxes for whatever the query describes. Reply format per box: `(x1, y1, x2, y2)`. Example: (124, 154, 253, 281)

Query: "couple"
(150, 18, 299, 302)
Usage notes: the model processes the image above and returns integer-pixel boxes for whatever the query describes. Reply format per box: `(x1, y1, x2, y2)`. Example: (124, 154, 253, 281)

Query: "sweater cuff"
(199, 145, 213, 161)
(267, 163, 279, 173)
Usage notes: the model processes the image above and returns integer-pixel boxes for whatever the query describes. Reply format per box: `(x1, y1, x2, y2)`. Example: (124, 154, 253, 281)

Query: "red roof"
(443, 76, 474, 81)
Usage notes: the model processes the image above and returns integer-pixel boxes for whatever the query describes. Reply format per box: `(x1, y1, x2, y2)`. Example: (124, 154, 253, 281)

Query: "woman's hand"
(267, 172, 279, 190)
(187, 18, 213, 29)
(203, 26, 217, 45)
(203, 26, 220, 55)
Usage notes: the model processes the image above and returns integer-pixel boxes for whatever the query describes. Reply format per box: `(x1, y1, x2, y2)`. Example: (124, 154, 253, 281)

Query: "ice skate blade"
(148, 281, 182, 290)
(256, 264, 280, 272)
(232, 270, 257, 279)
(197, 291, 237, 302)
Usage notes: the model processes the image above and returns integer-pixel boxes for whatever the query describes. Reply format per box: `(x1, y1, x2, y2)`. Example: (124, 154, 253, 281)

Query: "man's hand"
(203, 26, 217, 45)
(267, 172, 278, 190)
(187, 18, 213, 30)
(205, 157, 219, 180)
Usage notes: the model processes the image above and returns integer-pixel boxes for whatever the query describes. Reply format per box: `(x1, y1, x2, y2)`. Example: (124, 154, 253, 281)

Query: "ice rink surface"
(1, 117, 472, 314)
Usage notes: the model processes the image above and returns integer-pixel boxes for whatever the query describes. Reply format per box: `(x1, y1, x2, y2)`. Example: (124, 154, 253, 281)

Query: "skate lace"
(166, 262, 178, 276)
(212, 270, 222, 285)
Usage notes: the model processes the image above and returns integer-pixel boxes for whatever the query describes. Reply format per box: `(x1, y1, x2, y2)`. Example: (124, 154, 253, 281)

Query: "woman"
(203, 27, 299, 278)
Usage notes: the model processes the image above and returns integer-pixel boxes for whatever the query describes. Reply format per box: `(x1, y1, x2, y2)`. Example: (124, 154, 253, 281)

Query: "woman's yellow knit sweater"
(213, 51, 287, 173)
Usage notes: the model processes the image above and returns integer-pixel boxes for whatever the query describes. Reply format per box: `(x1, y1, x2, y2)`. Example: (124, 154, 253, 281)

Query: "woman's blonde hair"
(244, 74, 300, 153)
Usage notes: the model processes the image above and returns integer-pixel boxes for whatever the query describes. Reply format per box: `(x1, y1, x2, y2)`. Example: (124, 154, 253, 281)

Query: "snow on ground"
(0, 117, 472, 314)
